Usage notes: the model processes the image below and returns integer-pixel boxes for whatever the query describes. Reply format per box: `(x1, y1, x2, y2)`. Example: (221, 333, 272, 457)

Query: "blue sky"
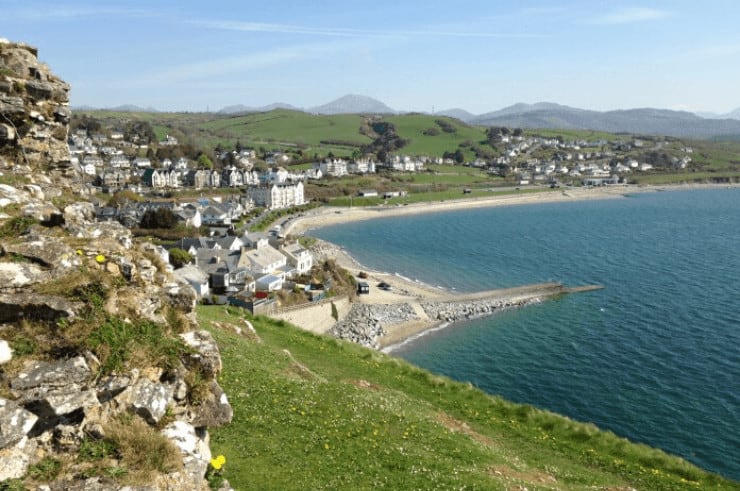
(2, 1, 740, 114)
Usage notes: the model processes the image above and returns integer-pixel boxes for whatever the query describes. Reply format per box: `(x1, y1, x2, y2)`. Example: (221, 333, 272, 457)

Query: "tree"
(140, 208, 178, 229)
(197, 153, 214, 169)
(454, 148, 465, 164)
(169, 248, 192, 268)
(107, 190, 141, 208)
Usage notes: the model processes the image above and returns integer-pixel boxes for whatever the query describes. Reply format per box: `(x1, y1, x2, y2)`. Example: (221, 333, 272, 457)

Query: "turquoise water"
(312, 188, 740, 480)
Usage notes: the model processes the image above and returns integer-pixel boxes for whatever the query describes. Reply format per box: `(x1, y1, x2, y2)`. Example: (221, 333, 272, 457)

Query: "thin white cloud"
(8, 5, 162, 21)
(193, 19, 544, 39)
(589, 7, 670, 25)
(121, 42, 344, 88)
(692, 42, 740, 57)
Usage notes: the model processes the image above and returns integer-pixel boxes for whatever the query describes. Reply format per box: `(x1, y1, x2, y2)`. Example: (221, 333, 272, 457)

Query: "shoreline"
(273, 183, 737, 349)
(283, 182, 738, 237)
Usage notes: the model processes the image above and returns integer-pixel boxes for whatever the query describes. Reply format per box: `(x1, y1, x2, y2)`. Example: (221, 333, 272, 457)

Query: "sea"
(311, 188, 740, 481)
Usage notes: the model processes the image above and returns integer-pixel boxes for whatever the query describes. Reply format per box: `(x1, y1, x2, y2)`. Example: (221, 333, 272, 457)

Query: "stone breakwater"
(331, 303, 419, 349)
(329, 283, 600, 350)
(421, 297, 540, 323)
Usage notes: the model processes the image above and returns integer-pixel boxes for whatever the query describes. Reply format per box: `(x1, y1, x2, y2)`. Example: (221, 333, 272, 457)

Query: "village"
(76, 120, 696, 314)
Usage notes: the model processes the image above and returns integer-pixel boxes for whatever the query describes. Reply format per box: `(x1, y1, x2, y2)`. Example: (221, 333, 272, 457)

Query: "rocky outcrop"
(0, 40, 233, 490)
(0, 39, 71, 176)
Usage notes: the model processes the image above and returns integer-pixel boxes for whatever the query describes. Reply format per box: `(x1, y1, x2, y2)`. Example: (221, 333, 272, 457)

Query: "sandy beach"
(272, 183, 736, 349)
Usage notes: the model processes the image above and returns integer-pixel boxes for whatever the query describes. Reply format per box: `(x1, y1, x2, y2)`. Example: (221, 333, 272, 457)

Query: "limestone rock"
(162, 421, 211, 484)
(127, 379, 173, 425)
(63, 201, 95, 226)
(0, 339, 11, 364)
(0, 436, 37, 481)
(2, 233, 80, 269)
(166, 280, 197, 313)
(0, 397, 38, 448)
(0, 262, 50, 289)
(187, 380, 233, 428)
(11, 356, 91, 391)
(179, 330, 222, 378)
(0, 292, 82, 322)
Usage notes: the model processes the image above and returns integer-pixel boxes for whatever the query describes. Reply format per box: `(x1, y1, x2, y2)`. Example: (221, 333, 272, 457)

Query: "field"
(198, 305, 738, 491)
(384, 114, 490, 159)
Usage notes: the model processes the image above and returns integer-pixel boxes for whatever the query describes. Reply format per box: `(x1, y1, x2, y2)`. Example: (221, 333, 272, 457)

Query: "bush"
(140, 208, 178, 229)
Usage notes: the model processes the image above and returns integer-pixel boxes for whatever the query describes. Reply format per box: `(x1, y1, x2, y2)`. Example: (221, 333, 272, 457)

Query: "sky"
(2, 0, 740, 114)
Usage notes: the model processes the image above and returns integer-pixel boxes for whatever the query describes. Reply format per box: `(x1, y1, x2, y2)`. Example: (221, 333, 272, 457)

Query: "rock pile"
(331, 303, 418, 349)
(422, 297, 540, 323)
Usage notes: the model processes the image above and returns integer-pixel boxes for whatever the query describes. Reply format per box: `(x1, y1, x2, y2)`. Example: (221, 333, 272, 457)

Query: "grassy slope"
(198, 305, 736, 491)
(385, 114, 489, 158)
(195, 110, 372, 154)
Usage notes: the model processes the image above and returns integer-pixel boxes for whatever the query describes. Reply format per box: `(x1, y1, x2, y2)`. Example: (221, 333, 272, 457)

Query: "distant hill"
(218, 102, 300, 114)
(309, 94, 396, 115)
(107, 104, 159, 112)
(722, 107, 740, 120)
(471, 102, 740, 138)
(72, 104, 159, 112)
(435, 108, 476, 122)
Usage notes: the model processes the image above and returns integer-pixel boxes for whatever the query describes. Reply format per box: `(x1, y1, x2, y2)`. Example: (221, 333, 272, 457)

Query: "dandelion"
(210, 455, 226, 470)
(95, 254, 106, 264)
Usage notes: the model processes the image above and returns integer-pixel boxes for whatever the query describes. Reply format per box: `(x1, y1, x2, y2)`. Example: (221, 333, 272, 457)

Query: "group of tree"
(361, 121, 408, 162)
(139, 207, 178, 229)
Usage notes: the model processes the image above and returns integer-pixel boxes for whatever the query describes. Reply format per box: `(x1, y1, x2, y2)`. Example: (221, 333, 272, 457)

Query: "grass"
(199, 305, 738, 491)
(384, 114, 490, 158)
(86, 316, 190, 375)
(103, 414, 182, 484)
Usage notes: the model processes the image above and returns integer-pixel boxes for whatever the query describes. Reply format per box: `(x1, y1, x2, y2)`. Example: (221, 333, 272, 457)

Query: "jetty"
(328, 281, 603, 350)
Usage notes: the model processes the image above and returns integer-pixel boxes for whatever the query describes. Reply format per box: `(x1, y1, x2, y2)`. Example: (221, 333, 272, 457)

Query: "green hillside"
(384, 114, 489, 158)
(196, 110, 372, 154)
(198, 305, 737, 491)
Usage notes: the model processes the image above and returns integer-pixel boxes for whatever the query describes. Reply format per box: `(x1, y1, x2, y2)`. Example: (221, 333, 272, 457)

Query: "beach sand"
(272, 183, 736, 349)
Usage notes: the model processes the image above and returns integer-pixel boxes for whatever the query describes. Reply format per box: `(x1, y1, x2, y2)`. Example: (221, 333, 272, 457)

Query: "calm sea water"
(312, 188, 740, 480)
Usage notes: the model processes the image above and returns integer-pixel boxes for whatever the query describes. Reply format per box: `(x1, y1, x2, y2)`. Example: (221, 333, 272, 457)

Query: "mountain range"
(74, 95, 740, 139)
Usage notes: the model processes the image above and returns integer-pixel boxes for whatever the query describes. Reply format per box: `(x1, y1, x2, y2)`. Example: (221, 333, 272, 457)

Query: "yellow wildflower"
(210, 455, 226, 470)
(95, 254, 106, 264)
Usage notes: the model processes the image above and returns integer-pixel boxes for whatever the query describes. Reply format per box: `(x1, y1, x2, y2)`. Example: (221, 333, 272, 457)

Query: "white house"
(175, 265, 210, 298)
(246, 182, 304, 210)
(318, 158, 348, 177)
(281, 242, 313, 275)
